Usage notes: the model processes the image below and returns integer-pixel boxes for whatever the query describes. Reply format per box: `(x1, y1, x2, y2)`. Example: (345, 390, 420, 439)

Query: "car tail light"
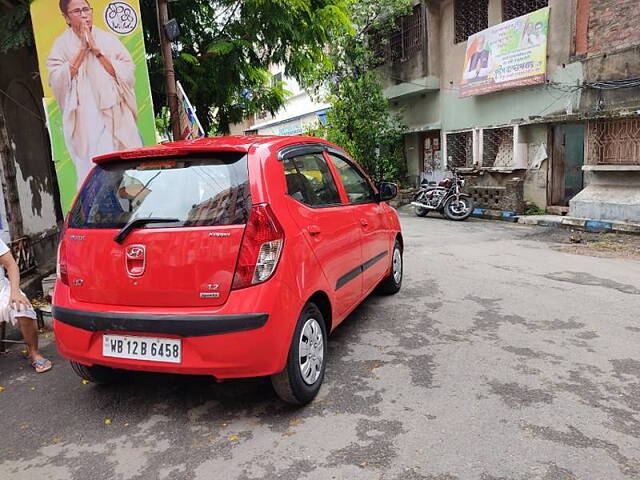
(56, 216, 70, 286)
(56, 238, 69, 286)
(232, 204, 284, 290)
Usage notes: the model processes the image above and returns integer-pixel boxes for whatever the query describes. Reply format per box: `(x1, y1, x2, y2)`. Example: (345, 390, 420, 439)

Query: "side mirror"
(377, 182, 398, 202)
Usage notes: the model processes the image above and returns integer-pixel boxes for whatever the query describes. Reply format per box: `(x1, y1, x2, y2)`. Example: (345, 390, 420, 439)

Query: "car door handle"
(307, 225, 321, 236)
(360, 219, 368, 227)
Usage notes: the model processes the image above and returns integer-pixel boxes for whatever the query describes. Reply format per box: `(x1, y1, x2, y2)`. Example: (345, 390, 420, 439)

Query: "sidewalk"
(470, 208, 640, 235)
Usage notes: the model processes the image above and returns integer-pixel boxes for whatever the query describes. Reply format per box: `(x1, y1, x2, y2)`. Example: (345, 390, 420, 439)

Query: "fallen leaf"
(124, 422, 129, 427)
(0, 386, 4, 392)
(52, 437, 63, 443)
(229, 435, 238, 442)
(29, 386, 36, 391)
(104, 419, 112, 425)
(81, 379, 89, 385)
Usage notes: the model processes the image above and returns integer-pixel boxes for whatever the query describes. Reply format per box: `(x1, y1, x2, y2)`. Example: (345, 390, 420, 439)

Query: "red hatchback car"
(53, 136, 403, 404)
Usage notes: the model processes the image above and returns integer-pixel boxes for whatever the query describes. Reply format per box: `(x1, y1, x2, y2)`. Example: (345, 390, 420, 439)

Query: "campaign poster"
(31, 0, 156, 212)
(460, 7, 550, 98)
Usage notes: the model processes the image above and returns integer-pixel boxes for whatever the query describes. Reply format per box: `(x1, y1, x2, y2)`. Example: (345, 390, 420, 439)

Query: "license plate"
(103, 334, 181, 363)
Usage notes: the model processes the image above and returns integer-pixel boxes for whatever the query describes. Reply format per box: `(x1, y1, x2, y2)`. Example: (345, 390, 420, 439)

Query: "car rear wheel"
(271, 303, 327, 405)
(377, 240, 403, 295)
(70, 361, 120, 385)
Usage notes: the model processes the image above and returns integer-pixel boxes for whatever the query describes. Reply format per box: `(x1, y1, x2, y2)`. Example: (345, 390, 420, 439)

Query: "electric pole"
(157, 0, 181, 141)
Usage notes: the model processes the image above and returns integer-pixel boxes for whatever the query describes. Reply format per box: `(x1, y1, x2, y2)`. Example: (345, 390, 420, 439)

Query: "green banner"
(460, 7, 550, 98)
(31, 0, 156, 212)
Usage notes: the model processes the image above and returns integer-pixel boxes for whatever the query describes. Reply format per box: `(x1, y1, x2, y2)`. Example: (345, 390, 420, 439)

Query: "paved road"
(1, 214, 639, 480)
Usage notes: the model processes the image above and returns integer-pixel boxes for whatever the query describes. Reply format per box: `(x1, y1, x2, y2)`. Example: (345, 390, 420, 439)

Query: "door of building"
(420, 130, 442, 181)
(550, 124, 585, 206)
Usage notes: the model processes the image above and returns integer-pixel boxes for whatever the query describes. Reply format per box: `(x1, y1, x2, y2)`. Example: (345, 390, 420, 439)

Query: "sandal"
(32, 358, 52, 373)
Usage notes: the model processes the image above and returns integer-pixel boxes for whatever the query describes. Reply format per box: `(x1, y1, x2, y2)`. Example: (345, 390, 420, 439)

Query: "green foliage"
(0, 3, 33, 53)
(316, 72, 406, 183)
(140, 0, 351, 134)
(306, 0, 411, 183)
(523, 204, 546, 216)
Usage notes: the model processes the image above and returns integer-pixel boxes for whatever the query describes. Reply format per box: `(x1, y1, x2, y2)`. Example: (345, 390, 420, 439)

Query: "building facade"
(242, 68, 330, 137)
(0, 44, 63, 274)
(381, 0, 640, 222)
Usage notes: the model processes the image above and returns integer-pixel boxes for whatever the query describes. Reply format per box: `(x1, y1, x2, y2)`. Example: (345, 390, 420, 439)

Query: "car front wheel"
(377, 240, 403, 295)
(271, 302, 327, 405)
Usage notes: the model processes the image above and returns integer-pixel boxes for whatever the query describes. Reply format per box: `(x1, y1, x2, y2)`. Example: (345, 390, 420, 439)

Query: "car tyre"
(271, 303, 327, 405)
(377, 240, 403, 295)
(70, 361, 120, 385)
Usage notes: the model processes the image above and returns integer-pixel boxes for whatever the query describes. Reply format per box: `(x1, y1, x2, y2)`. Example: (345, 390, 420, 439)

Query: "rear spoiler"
(93, 141, 254, 164)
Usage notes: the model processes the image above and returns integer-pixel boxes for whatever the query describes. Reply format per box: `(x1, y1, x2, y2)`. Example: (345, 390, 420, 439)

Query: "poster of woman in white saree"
(46, 0, 142, 188)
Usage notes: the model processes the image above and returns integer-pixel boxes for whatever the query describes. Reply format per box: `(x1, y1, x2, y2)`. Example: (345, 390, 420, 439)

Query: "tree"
(306, 0, 411, 183)
(320, 72, 406, 183)
(1, 0, 351, 134)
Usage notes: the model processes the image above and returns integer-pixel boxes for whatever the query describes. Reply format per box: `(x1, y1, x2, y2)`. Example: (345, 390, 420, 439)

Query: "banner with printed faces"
(31, 0, 156, 212)
(460, 7, 549, 98)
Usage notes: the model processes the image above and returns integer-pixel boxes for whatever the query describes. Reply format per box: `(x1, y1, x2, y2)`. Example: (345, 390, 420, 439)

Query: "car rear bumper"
(52, 281, 300, 379)
(52, 306, 268, 337)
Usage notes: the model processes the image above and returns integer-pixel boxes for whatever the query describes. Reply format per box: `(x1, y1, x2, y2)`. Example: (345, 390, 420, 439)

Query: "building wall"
(247, 68, 329, 135)
(0, 47, 60, 266)
(438, 0, 580, 132)
(569, 0, 640, 221)
(587, 0, 640, 54)
(520, 124, 549, 208)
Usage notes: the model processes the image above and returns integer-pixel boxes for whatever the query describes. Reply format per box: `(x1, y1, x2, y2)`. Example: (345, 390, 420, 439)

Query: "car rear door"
(281, 149, 364, 317)
(64, 154, 251, 308)
(327, 153, 391, 294)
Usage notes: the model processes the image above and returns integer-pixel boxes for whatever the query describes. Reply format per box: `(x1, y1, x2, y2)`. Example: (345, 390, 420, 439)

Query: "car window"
(69, 154, 251, 228)
(283, 153, 341, 207)
(328, 154, 376, 204)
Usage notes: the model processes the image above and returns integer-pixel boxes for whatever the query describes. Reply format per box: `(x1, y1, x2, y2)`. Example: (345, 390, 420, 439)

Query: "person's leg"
(17, 316, 50, 371)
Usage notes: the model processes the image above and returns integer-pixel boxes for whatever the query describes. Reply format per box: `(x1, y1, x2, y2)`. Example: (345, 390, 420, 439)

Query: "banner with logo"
(177, 81, 205, 140)
(31, 0, 156, 212)
(460, 7, 549, 98)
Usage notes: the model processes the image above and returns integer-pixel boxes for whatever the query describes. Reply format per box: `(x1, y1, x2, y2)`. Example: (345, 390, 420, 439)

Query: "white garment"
(47, 27, 143, 188)
(0, 240, 37, 326)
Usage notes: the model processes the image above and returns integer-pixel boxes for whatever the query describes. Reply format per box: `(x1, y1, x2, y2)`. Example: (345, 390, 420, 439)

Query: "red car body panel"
(53, 136, 402, 380)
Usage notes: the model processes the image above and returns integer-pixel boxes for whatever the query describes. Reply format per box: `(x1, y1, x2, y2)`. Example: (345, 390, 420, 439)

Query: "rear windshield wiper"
(114, 217, 181, 244)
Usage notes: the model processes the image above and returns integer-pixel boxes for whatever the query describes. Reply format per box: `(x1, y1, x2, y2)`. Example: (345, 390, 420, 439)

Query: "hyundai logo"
(126, 245, 146, 259)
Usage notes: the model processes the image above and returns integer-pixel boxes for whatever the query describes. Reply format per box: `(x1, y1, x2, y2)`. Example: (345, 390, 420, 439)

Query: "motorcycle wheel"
(443, 196, 473, 221)
(413, 193, 429, 217)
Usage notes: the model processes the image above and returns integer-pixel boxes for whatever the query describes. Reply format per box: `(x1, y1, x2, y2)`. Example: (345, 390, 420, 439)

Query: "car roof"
(92, 136, 342, 164)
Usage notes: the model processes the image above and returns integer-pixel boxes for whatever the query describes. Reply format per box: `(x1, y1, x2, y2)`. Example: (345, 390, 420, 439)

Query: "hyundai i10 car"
(53, 136, 403, 404)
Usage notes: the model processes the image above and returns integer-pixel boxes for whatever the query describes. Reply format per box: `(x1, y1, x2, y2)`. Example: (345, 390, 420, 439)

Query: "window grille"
(454, 0, 488, 44)
(446, 131, 474, 168)
(390, 5, 423, 62)
(482, 128, 514, 167)
(503, 0, 548, 21)
(369, 29, 388, 67)
(586, 118, 640, 166)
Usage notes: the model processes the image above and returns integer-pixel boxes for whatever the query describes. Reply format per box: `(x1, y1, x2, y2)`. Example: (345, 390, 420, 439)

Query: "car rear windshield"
(69, 154, 251, 229)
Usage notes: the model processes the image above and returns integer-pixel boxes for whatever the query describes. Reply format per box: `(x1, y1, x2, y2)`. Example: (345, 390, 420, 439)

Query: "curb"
(399, 204, 640, 235)
(471, 208, 520, 223)
(515, 215, 640, 236)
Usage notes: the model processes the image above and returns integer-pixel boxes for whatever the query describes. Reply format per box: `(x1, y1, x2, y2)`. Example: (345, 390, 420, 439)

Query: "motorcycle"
(410, 168, 475, 221)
